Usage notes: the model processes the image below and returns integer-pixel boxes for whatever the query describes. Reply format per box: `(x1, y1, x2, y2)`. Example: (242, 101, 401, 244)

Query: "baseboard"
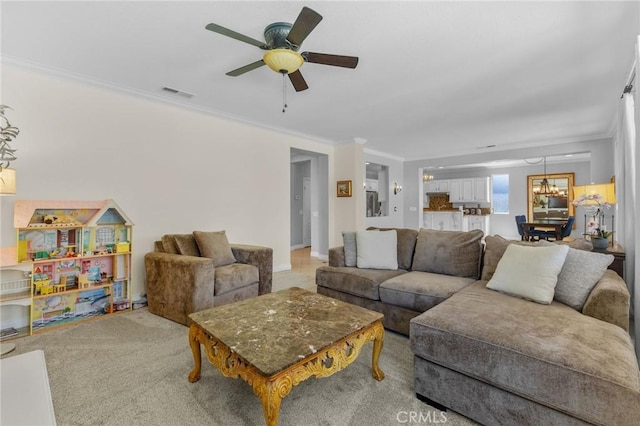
(290, 244, 307, 250)
(273, 264, 291, 272)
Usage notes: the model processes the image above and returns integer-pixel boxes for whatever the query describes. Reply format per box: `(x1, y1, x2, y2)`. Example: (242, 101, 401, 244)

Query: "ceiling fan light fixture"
(263, 49, 304, 74)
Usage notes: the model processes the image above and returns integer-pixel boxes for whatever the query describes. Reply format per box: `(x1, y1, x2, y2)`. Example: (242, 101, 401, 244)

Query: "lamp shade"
(263, 49, 304, 74)
(572, 183, 616, 204)
(0, 168, 16, 196)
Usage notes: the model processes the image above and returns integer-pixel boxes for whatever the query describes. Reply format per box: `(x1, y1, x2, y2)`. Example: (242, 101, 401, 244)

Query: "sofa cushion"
(380, 271, 475, 312)
(342, 231, 357, 267)
(173, 234, 201, 257)
(367, 227, 418, 270)
(411, 229, 483, 278)
(214, 263, 259, 296)
(410, 281, 640, 426)
(193, 230, 236, 267)
(356, 230, 398, 270)
(486, 244, 569, 304)
(555, 248, 614, 310)
(315, 266, 407, 300)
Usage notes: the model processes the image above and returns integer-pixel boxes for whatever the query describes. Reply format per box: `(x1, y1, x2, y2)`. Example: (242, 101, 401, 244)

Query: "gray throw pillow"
(342, 231, 357, 267)
(554, 248, 614, 310)
(193, 230, 236, 267)
(173, 234, 201, 257)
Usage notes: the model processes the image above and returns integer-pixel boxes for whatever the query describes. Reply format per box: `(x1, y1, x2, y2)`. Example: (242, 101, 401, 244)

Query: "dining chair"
(537, 215, 575, 241)
(515, 215, 543, 241)
(560, 216, 575, 239)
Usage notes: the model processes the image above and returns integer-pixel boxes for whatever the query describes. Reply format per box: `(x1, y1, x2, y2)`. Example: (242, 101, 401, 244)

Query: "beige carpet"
(4, 287, 476, 425)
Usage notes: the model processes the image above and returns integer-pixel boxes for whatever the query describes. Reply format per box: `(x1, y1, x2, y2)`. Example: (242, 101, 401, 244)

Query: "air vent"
(161, 87, 195, 99)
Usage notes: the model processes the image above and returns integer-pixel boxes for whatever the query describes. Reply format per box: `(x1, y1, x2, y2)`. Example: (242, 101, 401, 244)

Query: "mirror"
(527, 172, 575, 222)
(365, 162, 389, 217)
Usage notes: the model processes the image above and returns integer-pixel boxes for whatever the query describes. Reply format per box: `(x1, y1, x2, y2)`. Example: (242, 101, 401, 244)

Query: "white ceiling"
(2, 1, 638, 160)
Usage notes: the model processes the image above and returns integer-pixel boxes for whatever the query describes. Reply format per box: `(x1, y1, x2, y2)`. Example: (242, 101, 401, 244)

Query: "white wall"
(1, 65, 341, 297)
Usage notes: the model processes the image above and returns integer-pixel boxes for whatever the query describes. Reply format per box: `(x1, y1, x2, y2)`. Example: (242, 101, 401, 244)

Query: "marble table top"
(189, 287, 383, 376)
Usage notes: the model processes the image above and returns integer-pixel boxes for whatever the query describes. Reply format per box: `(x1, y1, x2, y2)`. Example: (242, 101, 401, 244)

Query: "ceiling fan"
(205, 6, 359, 92)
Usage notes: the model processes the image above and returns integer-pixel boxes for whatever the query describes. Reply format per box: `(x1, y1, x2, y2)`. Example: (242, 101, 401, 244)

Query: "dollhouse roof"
(14, 199, 134, 228)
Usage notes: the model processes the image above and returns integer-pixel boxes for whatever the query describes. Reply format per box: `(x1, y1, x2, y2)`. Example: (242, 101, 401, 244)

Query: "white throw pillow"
(486, 244, 569, 304)
(356, 230, 398, 270)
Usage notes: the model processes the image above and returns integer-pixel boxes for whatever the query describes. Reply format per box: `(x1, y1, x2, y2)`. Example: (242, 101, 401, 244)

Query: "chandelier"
(533, 157, 559, 195)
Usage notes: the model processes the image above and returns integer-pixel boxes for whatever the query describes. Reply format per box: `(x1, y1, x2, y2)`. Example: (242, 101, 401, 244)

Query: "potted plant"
(572, 193, 612, 249)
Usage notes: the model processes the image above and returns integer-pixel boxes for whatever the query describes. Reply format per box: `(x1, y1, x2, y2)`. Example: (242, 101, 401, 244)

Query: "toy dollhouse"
(12, 199, 134, 334)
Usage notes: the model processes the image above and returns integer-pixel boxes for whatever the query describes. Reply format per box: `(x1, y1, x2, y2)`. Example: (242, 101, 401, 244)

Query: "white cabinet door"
(473, 178, 490, 203)
(468, 216, 490, 235)
(423, 212, 433, 229)
(449, 180, 462, 201)
(461, 179, 474, 201)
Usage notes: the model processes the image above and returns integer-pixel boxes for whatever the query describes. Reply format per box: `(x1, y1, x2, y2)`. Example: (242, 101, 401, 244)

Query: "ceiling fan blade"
(205, 23, 269, 49)
(288, 70, 309, 92)
(226, 60, 266, 77)
(303, 52, 359, 69)
(286, 7, 322, 47)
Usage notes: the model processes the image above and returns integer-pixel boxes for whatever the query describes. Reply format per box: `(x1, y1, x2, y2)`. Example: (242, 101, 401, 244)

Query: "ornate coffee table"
(188, 287, 384, 426)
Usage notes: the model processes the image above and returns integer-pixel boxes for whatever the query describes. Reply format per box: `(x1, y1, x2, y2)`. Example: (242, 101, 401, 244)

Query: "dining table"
(522, 218, 567, 241)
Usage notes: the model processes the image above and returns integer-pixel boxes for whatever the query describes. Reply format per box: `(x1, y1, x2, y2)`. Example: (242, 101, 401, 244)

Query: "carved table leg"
(259, 380, 284, 426)
(371, 324, 385, 381)
(188, 324, 202, 383)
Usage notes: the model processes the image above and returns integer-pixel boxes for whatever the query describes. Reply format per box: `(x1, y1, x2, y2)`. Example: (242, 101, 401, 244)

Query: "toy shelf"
(10, 199, 134, 336)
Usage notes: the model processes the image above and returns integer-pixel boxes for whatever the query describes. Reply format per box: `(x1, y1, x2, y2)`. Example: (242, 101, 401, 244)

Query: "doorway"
(290, 148, 329, 263)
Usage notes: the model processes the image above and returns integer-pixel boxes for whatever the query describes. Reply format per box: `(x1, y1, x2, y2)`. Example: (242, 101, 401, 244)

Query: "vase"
(591, 237, 609, 249)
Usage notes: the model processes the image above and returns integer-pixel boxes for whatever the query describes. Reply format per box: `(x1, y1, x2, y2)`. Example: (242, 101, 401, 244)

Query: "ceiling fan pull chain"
(282, 72, 288, 113)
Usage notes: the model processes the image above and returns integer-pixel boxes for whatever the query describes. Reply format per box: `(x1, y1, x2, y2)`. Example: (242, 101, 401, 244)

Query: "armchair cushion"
(161, 234, 181, 254)
(174, 234, 201, 257)
(193, 230, 236, 267)
(215, 263, 259, 295)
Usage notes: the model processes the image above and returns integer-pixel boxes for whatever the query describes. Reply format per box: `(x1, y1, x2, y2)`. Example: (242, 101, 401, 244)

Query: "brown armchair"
(144, 233, 272, 325)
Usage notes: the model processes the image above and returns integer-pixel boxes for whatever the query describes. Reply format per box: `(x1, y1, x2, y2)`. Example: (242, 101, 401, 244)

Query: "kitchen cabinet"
(425, 180, 449, 193)
(473, 178, 491, 203)
(448, 178, 491, 203)
(423, 211, 463, 231)
(462, 215, 490, 235)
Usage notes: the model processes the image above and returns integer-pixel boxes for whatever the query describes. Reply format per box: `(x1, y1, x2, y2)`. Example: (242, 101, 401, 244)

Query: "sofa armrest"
(144, 252, 215, 325)
(328, 246, 346, 267)
(582, 269, 630, 332)
(230, 244, 273, 295)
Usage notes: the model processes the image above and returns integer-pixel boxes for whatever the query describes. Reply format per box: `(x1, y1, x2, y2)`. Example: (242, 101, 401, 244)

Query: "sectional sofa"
(315, 228, 640, 425)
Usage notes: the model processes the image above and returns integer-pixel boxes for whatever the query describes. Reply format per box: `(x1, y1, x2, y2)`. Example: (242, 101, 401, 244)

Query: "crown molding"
(2, 56, 342, 147)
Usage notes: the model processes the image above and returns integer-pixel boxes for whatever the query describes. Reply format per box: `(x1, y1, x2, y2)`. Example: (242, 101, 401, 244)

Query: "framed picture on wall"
(337, 180, 352, 197)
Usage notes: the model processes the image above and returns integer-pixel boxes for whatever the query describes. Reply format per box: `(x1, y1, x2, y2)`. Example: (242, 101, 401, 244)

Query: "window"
(492, 174, 509, 214)
(96, 226, 115, 246)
